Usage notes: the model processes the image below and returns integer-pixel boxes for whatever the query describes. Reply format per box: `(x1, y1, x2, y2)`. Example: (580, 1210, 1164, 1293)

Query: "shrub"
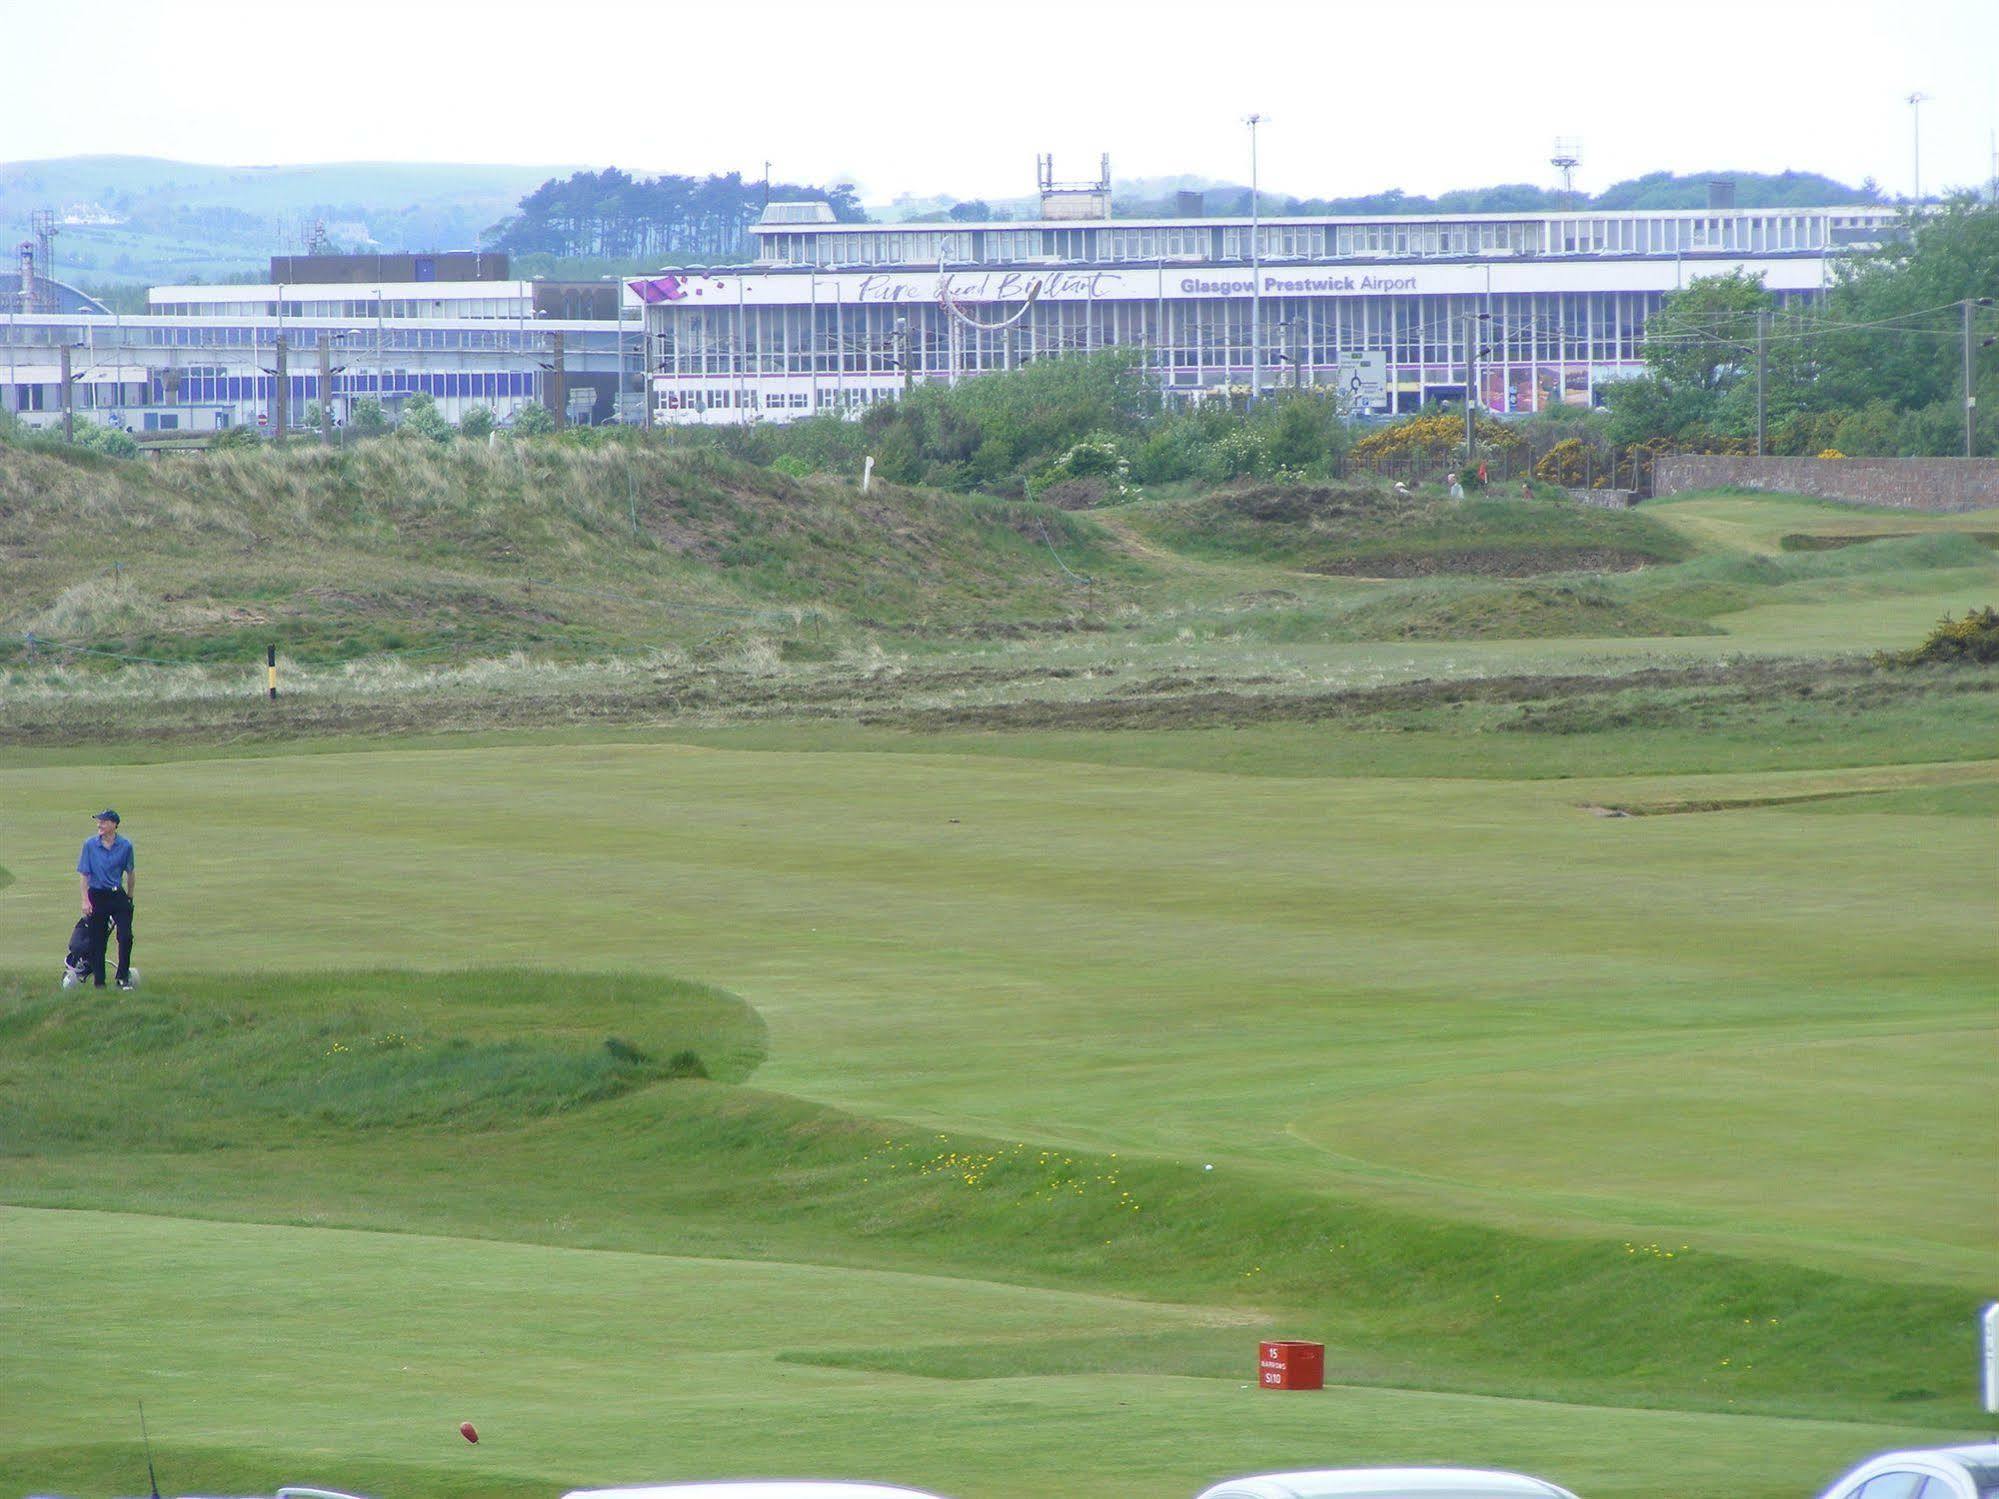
(458, 406, 496, 441)
(401, 391, 455, 443)
(1887, 606, 1999, 665)
(1817, 448, 1847, 460)
(511, 402, 556, 436)
(1534, 437, 1591, 486)
(770, 454, 812, 479)
(1029, 434, 1135, 504)
(72, 423, 141, 458)
(209, 426, 259, 452)
(1351, 409, 1524, 467)
(349, 397, 389, 436)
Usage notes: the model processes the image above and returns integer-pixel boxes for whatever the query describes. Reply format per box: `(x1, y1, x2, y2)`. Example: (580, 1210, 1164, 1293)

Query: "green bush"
(511, 402, 556, 436)
(72, 422, 142, 458)
(1889, 605, 1999, 665)
(458, 406, 496, 441)
(401, 391, 455, 443)
(349, 397, 389, 436)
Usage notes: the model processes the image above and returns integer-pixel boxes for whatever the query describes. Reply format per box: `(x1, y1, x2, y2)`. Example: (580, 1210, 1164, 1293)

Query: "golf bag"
(61, 916, 92, 988)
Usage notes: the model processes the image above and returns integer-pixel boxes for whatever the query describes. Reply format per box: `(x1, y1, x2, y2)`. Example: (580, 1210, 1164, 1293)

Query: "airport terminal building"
(633, 201, 1900, 424)
(2, 252, 641, 435)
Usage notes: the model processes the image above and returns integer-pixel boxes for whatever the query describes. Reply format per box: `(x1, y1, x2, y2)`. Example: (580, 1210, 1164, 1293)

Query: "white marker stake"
(1982, 1302, 1999, 1415)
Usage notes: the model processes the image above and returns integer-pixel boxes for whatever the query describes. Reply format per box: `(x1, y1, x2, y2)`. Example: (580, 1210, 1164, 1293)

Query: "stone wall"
(1653, 456, 1999, 511)
(1566, 488, 1636, 509)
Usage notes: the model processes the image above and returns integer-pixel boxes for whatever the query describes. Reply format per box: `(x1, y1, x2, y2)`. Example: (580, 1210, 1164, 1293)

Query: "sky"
(3, 0, 1995, 203)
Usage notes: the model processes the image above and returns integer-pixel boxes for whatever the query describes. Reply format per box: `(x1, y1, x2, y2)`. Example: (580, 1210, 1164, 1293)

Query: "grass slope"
(4, 1209, 1951, 1499)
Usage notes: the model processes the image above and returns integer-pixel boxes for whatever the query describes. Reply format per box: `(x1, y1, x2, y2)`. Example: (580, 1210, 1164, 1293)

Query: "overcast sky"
(5, 0, 1995, 203)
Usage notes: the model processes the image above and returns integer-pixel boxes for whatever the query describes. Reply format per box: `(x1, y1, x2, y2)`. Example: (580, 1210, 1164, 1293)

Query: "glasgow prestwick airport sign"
(630, 255, 1827, 310)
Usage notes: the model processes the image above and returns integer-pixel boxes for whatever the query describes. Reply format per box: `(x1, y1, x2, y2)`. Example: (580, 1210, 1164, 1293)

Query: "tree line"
(484, 169, 866, 262)
(1603, 199, 1998, 457)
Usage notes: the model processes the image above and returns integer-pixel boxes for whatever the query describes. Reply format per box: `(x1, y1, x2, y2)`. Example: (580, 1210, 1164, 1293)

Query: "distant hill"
(2, 156, 1889, 289)
(0, 155, 581, 285)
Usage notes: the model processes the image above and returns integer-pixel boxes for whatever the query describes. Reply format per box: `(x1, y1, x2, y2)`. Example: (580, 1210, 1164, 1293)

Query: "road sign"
(1332, 352, 1388, 412)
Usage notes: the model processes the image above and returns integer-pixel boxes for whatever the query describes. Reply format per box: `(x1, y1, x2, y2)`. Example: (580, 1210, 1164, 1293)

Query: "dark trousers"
(85, 888, 133, 986)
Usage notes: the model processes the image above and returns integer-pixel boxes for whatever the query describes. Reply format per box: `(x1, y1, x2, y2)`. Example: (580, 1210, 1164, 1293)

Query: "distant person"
(77, 810, 136, 991)
(1447, 472, 1466, 499)
(1520, 480, 1533, 498)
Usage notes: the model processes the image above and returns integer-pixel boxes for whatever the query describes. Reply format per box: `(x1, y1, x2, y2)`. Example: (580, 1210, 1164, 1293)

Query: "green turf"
(1, 487, 1994, 1499)
(4, 1209, 1958, 1499)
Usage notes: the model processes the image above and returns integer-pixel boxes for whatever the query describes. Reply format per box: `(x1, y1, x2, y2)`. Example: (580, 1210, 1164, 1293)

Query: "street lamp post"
(1246, 112, 1264, 407)
(1907, 91, 1931, 206)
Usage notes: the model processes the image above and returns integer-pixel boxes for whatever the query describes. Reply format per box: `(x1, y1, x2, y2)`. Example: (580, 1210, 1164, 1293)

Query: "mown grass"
(0, 968, 762, 1150)
(0, 974, 1985, 1430)
(6, 1211, 1961, 1499)
(1, 484, 1994, 1499)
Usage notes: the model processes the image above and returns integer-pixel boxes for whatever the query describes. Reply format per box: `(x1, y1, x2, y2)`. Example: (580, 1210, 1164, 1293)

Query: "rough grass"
(0, 440, 1122, 665)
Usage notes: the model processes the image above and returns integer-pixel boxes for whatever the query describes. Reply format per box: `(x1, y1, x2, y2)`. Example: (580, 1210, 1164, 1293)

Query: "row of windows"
(658, 386, 895, 414)
(650, 292, 1696, 377)
(150, 298, 532, 320)
(759, 212, 1893, 268)
(161, 371, 538, 403)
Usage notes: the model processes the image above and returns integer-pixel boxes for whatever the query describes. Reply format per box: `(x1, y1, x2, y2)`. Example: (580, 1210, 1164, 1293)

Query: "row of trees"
(1602, 199, 1999, 456)
(486, 169, 865, 262)
(1116, 170, 1882, 222)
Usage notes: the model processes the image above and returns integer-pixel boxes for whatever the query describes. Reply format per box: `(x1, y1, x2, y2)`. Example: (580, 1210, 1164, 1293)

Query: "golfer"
(77, 810, 136, 990)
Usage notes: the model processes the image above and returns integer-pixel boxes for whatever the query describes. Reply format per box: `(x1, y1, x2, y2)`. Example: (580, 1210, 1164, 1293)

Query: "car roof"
(1819, 1447, 1999, 1499)
(564, 1485, 950, 1499)
(1196, 1470, 1578, 1499)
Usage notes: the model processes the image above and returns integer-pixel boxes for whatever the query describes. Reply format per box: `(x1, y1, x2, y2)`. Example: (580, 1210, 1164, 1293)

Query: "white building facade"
(634, 205, 1900, 423)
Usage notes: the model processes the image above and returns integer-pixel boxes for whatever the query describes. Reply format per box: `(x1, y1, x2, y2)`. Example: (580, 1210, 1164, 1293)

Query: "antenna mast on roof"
(1549, 138, 1582, 211)
(27, 208, 58, 312)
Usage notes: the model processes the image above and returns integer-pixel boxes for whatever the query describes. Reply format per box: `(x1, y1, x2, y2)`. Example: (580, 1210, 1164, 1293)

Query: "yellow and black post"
(266, 644, 278, 701)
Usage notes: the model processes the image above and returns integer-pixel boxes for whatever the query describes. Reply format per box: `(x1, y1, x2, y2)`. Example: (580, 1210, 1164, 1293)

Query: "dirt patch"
(1307, 547, 1660, 578)
(1780, 531, 1999, 552)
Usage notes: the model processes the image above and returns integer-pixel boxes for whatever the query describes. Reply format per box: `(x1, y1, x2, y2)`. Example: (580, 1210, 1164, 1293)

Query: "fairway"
(0, 1208, 1959, 1499)
(3, 486, 1995, 1499)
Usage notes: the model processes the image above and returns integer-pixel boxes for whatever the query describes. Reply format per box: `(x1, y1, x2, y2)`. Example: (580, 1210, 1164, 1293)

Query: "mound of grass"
(0, 441, 1125, 668)
(0, 967, 764, 1150)
(1129, 484, 1693, 576)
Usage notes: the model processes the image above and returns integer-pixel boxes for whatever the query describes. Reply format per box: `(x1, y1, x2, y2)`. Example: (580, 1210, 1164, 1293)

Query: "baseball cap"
(94, 809, 120, 823)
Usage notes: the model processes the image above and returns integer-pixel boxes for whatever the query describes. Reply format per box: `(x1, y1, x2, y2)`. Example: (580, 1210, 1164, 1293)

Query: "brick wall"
(1654, 456, 1999, 511)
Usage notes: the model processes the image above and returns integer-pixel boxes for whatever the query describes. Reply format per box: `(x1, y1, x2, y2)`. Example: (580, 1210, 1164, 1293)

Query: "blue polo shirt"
(78, 834, 135, 891)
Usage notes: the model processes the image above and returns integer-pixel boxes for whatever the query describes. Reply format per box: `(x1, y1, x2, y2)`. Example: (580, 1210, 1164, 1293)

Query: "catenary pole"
(1756, 309, 1768, 457)
(1966, 299, 1978, 459)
